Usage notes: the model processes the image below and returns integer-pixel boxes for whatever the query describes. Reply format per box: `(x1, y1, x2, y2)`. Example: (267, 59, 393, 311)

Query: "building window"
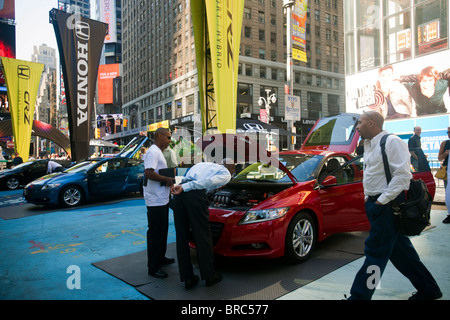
(328, 94, 340, 115)
(245, 26, 251, 38)
(260, 66, 267, 78)
(271, 50, 277, 61)
(307, 92, 322, 119)
(244, 8, 251, 19)
(245, 64, 253, 76)
(258, 11, 265, 23)
(415, 0, 448, 57)
(245, 46, 252, 57)
(271, 68, 278, 80)
(384, 10, 412, 64)
(259, 29, 265, 41)
(259, 49, 266, 59)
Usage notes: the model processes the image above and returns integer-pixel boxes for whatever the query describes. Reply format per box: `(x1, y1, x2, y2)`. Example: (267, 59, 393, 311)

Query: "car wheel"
(60, 186, 83, 207)
(6, 177, 20, 190)
(285, 212, 316, 264)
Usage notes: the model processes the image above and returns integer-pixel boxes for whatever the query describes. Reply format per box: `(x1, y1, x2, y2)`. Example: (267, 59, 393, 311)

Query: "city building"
(31, 43, 56, 71)
(31, 43, 58, 157)
(117, 0, 346, 149)
(343, 0, 449, 165)
(57, 0, 90, 18)
(94, 0, 123, 140)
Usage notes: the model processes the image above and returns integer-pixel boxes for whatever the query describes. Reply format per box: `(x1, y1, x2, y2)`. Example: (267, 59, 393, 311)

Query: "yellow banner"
(1, 57, 44, 160)
(191, 0, 244, 134)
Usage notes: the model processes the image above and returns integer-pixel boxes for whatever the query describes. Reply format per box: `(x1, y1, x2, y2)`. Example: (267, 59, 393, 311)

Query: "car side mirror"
(321, 175, 337, 187)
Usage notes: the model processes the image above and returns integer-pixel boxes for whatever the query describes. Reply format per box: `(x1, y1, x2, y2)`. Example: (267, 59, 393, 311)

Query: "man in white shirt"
(348, 110, 441, 300)
(144, 128, 176, 278)
(171, 159, 234, 289)
(47, 160, 63, 174)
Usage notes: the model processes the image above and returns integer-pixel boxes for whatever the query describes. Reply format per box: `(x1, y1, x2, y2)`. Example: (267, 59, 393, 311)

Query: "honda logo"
(243, 123, 264, 131)
(75, 21, 90, 41)
(17, 65, 30, 79)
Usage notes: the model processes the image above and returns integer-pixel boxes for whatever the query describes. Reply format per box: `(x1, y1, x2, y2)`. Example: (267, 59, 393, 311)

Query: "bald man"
(348, 110, 441, 300)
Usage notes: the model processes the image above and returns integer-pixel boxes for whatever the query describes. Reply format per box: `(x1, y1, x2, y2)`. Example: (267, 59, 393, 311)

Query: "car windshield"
(232, 153, 323, 183)
(303, 114, 358, 147)
(65, 160, 100, 173)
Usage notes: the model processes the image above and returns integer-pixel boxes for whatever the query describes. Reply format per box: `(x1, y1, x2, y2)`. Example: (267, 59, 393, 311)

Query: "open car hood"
(301, 113, 360, 153)
(199, 133, 297, 183)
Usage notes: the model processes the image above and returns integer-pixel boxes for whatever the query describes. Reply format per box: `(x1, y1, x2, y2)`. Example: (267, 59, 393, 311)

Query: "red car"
(204, 113, 435, 263)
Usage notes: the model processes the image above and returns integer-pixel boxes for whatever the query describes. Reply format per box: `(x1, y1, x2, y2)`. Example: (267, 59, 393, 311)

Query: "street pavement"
(0, 185, 448, 301)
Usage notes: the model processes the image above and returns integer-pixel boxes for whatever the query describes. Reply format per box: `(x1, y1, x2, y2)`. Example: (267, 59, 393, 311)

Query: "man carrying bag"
(347, 110, 441, 300)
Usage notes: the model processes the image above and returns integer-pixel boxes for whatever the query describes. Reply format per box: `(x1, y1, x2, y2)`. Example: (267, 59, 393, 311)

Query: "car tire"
(284, 212, 316, 264)
(59, 186, 83, 207)
(6, 177, 20, 190)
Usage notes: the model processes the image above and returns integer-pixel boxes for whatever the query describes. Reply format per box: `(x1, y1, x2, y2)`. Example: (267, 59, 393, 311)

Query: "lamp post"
(258, 89, 277, 151)
(258, 89, 277, 124)
(283, 0, 295, 150)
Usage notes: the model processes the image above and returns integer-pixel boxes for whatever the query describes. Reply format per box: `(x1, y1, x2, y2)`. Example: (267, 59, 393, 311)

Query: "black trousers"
(173, 189, 215, 282)
(146, 204, 169, 273)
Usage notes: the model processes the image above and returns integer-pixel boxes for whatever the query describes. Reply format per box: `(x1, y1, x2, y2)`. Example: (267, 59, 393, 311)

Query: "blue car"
(24, 135, 149, 207)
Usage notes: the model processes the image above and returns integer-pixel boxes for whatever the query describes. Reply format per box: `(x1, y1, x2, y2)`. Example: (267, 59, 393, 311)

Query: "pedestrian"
(348, 110, 441, 300)
(163, 142, 178, 168)
(12, 152, 23, 167)
(171, 159, 235, 289)
(408, 126, 422, 171)
(47, 159, 63, 173)
(438, 126, 450, 223)
(143, 127, 176, 278)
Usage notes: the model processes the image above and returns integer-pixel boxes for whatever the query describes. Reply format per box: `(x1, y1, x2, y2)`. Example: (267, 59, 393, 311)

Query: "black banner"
(50, 9, 107, 161)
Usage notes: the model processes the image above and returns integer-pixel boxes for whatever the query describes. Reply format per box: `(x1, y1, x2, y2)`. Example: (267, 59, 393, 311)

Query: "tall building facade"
(119, 0, 346, 148)
(57, 0, 91, 18)
(32, 44, 58, 157)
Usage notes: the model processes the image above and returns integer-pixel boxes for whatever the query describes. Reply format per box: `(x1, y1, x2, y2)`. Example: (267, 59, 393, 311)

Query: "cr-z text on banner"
(0, 57, 44, 160)
(50, 9, 107, 161)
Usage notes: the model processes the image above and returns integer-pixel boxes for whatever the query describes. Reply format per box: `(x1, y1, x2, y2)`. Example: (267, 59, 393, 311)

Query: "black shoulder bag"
(380, 134, 432, 236)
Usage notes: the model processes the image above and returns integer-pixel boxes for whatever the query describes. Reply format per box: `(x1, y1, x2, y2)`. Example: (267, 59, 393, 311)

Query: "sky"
(15, 0, 60, 61)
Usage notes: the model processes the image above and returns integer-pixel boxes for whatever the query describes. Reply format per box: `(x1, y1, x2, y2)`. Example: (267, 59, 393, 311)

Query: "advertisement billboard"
(0, 0, 15, 20)
(99, 0, 117, 43)
(98, 63, 120, 105)
(292, 0, 308, 63)
(0, 24, 16, 85)
(345, 51, 450, 119)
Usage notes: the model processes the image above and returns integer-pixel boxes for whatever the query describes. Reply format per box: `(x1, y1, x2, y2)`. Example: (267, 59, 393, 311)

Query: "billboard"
(98, 63, 120, 104)
(345, 51, 450, 119)
(0, 24, 16, 85)
(292, 0, 308, 63)
(99, 0, 117, 43)
(0, 0, 15, 20)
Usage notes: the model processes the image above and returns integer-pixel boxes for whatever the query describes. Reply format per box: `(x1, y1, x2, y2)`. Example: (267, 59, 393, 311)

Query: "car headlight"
(42, 183, 61, 190)
(239, 207, 290, 225)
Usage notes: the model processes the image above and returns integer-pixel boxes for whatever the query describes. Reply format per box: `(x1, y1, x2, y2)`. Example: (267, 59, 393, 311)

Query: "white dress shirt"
(363, 130, 412, 205)
(143, 144, 170, 207)
(181, 162, 231, 193)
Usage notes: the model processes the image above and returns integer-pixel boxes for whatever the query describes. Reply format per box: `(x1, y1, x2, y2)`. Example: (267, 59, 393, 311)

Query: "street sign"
(285, 94, 301, 121)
